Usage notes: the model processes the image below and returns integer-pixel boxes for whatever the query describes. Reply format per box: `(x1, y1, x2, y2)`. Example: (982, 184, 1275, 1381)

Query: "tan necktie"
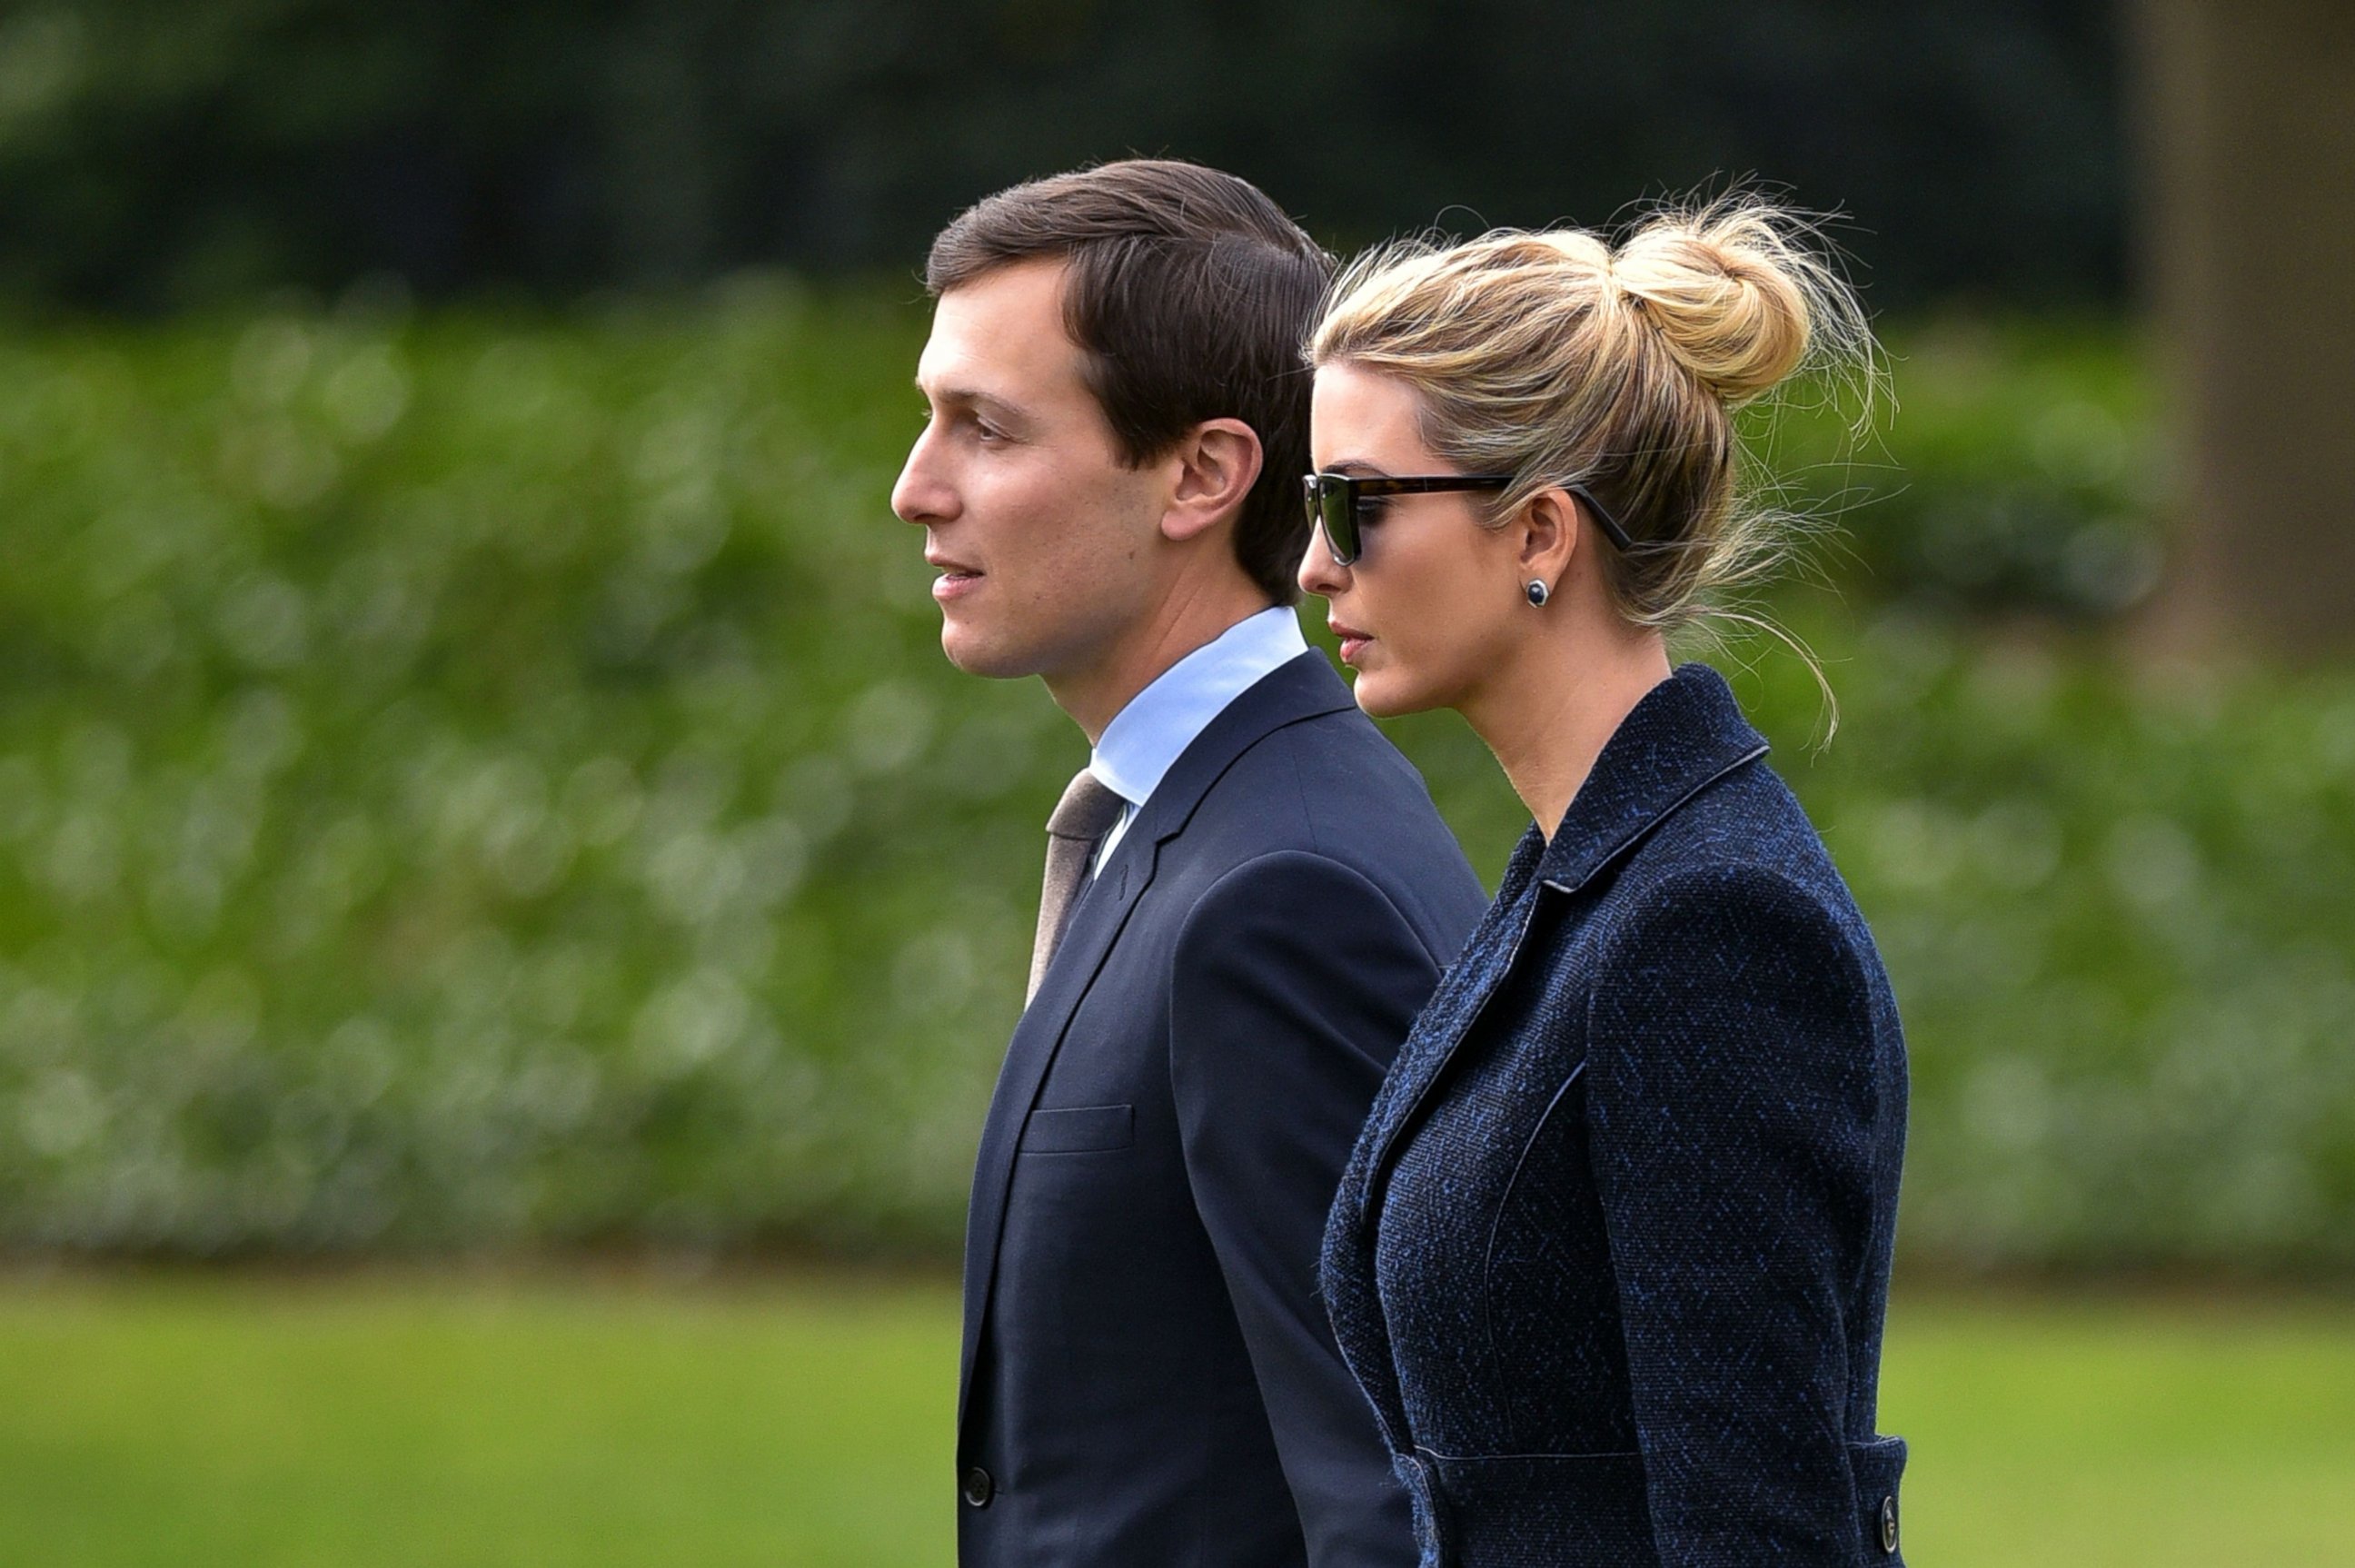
(1027, 769, 1127, 1002)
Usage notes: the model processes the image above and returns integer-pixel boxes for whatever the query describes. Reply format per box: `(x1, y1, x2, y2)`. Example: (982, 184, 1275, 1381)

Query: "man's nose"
(890, 430, 952, 525)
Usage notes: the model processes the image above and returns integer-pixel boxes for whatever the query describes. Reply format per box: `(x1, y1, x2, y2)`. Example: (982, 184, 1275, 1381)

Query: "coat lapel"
(958, 650, 1356, 1424)
(1349, 662, 1771, 1221)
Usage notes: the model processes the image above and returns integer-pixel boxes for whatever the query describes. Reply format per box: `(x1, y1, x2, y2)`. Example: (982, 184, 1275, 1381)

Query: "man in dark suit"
(889, 161, 1486, 1568)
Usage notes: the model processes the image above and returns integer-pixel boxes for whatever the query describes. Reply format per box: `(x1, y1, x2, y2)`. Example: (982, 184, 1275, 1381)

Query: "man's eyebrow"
(915, 381, 1028, 421)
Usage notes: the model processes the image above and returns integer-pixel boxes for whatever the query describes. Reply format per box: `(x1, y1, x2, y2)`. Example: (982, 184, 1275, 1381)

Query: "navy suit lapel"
(958, 650, 1356, 1425)
(958, 831, 1157, 1426)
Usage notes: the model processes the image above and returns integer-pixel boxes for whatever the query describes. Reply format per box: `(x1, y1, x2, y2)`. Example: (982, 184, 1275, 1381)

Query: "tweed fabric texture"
(1320, 663, 1911, 1567)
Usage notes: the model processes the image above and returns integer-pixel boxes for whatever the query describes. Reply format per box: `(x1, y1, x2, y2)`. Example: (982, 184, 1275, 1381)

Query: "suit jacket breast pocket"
(1019, 1103, 1136, 1154)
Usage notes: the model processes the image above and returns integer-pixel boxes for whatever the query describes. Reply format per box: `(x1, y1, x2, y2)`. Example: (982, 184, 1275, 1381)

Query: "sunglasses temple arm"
(1570, 486, 1635, 552)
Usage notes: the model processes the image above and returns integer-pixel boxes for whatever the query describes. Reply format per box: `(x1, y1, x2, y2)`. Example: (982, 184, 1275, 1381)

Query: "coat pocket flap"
(1019, 1103, 1135, 1154)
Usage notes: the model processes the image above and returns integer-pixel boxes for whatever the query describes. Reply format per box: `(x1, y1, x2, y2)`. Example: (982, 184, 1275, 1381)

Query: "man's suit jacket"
(959, 649, 1487, 1568)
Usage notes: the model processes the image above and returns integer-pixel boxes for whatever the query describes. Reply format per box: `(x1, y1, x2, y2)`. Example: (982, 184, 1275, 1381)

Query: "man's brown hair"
(925, 160, 1335, 606)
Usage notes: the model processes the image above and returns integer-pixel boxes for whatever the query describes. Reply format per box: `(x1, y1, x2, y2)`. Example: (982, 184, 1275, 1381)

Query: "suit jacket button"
(1879, 1493, 1899, 1553)
(961, 1466, 995, 1508)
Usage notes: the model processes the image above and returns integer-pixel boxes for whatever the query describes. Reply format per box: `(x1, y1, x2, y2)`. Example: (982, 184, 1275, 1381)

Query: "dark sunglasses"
(1301, 471, 1634, 565)
(1301, 472, 1510, 566)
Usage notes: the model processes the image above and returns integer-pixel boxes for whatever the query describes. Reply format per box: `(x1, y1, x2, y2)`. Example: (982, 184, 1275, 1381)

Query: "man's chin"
(939, 624, 1037, 681)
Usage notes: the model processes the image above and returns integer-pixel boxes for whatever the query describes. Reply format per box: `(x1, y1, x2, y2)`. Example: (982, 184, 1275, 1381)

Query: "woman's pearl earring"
(1525, 579, 1551, 608)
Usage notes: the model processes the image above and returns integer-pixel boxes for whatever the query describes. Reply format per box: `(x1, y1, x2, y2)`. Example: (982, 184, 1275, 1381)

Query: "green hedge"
(1, 288, 2347, 1269)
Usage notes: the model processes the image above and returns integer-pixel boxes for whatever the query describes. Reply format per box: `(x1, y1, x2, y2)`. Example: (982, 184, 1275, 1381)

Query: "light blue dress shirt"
(1088, 605, 1310, 870)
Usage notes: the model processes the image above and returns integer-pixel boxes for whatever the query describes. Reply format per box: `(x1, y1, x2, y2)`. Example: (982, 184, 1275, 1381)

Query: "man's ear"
(1162, 418, 1264, 543)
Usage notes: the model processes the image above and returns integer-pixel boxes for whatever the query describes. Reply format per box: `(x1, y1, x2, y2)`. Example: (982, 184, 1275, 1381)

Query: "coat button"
(1879, 1493, 1899, 1553)
(961, 1466, 995, 1508)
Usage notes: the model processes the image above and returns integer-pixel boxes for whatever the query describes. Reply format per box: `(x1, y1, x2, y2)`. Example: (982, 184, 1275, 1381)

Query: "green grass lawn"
(1, 1272, 2350, 1567)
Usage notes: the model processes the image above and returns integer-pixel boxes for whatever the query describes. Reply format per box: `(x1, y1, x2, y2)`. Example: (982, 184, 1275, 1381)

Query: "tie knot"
(1047, 769, 1127, 841)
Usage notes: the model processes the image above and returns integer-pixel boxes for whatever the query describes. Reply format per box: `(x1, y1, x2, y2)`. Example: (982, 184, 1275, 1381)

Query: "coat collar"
(1534, 661, 1770, 894)
(1346, 662, 1768, 1230)
(1124, 648, 1356, 849)
(958, 648, 1355, 1428)
(1088, 605, 1310, 810)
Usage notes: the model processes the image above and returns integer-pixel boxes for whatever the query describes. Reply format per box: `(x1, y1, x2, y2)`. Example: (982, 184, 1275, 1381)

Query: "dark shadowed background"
(0, 1, 2126, 311)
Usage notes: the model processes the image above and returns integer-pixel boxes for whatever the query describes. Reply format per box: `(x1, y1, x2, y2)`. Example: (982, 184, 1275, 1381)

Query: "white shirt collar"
(1088, 605, 1309, 811)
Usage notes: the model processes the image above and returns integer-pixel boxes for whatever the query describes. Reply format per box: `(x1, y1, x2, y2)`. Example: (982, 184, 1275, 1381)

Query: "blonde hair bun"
(1307, 191, 1876, 672)
(1612, 201, 1850, 404)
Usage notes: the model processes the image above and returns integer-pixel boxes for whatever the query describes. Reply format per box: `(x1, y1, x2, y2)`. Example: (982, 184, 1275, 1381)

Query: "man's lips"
(929, 557, 983, 602)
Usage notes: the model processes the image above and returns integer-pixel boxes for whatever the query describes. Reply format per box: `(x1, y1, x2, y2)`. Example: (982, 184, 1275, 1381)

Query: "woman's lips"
(931, 570, 983, 602)
(1329, 622, 1373, 665)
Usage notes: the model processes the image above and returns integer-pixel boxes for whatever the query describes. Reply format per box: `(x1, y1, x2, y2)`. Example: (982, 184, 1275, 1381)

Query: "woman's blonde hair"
(1309, 194, 1875, 676)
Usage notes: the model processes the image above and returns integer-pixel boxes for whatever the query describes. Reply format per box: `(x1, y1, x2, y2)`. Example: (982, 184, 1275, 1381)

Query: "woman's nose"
(1297, 522, 1347, 598)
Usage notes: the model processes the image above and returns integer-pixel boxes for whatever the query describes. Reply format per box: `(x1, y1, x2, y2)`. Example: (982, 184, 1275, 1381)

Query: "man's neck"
(1048, 578, 1276, 744)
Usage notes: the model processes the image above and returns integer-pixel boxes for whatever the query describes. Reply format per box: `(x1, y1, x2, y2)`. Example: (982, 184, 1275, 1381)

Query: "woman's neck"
(1462, 621, 1673, 842)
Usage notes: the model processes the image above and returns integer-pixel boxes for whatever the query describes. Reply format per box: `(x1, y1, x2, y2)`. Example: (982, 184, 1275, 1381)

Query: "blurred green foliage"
(1783, 317, 2165, 617)
(0, 287, 2347, 1269)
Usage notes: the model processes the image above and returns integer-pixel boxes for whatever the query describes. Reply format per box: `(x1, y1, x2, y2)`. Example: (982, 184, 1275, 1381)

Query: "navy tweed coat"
(1320, 663, 1910, 1567)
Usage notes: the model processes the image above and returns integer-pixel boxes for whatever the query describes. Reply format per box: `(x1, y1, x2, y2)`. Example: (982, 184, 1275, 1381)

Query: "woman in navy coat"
(1297, 199, 1910, 1566)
